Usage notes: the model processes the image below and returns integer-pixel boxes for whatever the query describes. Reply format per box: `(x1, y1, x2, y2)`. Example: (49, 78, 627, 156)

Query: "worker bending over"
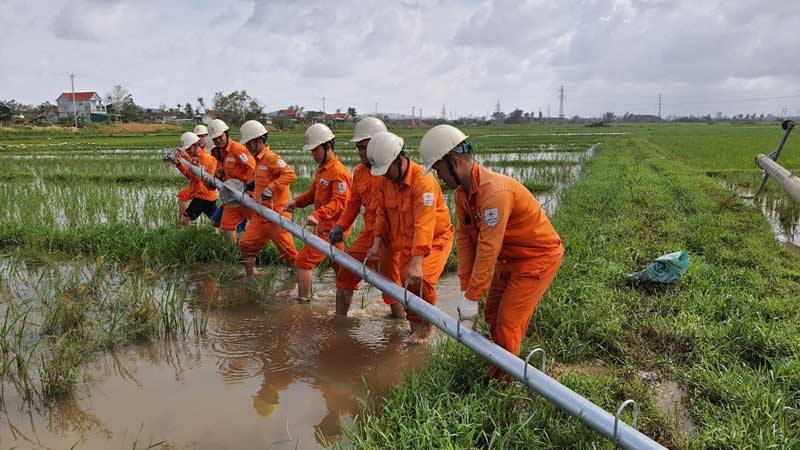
(329, 117, 402, 318)
(420, 125, 563, 380)
(209, 119, 255, 241)
(173, 131, 218, 225)
(284, 124, 352, 301)
(366, 132, 453, 344)
(237, 120, 298, 276)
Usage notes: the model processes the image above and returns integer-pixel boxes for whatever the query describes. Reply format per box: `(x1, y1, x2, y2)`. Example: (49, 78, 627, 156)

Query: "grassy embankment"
(341, 124, 800, 449)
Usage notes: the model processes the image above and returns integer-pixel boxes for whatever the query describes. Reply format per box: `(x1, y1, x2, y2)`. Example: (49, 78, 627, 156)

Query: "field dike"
(341, 133, 800, 449)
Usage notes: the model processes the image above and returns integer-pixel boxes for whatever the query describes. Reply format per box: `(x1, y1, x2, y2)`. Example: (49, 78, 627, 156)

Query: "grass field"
(1, 122, 799, 449)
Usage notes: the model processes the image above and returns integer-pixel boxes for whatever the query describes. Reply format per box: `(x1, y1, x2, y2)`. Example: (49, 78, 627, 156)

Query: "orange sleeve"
(337, 172, 363, 229)
(455, 200, 477, 292)
(177, 163, 192, 179)
(410, 176, 438, 257)
(464, 190, 513, 301)
(373, 180, 389, 240)
(313, 169, 350, 221)
(267, 157, 296, 193)
(294, 180, 315, 208)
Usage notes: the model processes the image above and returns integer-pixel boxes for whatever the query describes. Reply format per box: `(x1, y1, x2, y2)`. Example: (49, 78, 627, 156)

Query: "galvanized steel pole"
(171, 154, 667, 450)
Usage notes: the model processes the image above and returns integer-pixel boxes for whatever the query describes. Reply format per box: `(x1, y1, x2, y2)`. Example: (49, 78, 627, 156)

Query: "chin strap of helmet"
(444, 141, 472, 187)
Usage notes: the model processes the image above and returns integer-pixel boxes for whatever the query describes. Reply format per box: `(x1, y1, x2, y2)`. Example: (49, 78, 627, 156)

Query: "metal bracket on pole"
(169, 154, 667, 450)
(524, 348, 547, 382)
(614, 400, 639, 447)
(755, 120, 795, 198)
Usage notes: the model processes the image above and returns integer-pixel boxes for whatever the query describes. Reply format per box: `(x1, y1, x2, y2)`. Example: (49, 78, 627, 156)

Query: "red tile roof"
(59, 92, 97, 101)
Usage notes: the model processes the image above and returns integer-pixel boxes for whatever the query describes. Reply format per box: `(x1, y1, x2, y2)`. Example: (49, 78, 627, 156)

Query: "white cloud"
(1, 0, 798, 117)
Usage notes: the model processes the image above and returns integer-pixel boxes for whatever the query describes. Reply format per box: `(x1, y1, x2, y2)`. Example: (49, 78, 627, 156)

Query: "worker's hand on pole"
(405, 255, 424, 293)
(365, 238, 382, 262)
(328, 224, 345, 245)
(305, 214, 319, 227)
(260, 187, 273, 201)
(457, 292, 479, 320)
(283, 199, 297, 213)
(215, 168, 225, 180)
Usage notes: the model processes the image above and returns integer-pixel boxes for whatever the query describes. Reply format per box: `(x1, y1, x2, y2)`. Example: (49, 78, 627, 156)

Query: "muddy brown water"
(728, 183, 800, 251)
(1, 269, 462, 450)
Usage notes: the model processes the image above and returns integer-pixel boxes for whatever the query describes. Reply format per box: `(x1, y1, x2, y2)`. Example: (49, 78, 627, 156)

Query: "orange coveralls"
(218, 140, 256, 231)
(455, 164, 563, 357)
(374, 161, 454, 323)
(294, 155, 352, 270)
(335, 164, 400, 305)
(176, 147, 218, 201)
(239, 146, 298, 265)
(176, 148, 194, 202)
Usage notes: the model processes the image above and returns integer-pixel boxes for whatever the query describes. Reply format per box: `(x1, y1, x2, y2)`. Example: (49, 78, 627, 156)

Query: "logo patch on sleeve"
(337, 182, 347, 194)
(238, 153, 249, 163)
(320, 178, 329, 186)
(484, 208, 499, 227)
(422, 192, 434, 206)
(276, 159, 286, 168)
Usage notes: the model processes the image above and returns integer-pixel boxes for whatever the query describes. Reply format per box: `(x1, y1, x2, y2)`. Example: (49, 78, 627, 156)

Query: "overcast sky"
(2, 0, 798, 118)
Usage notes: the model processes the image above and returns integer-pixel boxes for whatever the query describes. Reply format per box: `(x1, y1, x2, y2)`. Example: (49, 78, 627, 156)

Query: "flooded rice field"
(1, 259, 462, 449)
(1, 135, 598, 449)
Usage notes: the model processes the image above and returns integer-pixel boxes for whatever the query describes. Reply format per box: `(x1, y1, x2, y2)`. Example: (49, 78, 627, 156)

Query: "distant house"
(56, 91, 108, 122)
(324, 112, 351, 122)
(35, 107, 60, 123)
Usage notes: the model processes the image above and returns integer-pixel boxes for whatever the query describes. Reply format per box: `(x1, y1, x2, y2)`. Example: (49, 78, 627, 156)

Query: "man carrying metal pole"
(173, 131, 218, 226)
(328, 117, 403, 318)
(237, 120, 298, 276)
(209, 119, 256, 241)
(174, 125, 208, 220)
(284, 123, 352, 301)
(420, 124, 563, 380)
(365, 131, 454, 344)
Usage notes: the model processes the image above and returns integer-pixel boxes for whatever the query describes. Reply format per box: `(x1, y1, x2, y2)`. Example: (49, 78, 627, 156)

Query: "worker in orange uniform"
(237, 120, 298, 276)
(420, 124, 563, 380)
(365, 131, 454, 344)
(284, 123, 352, 301)
(328, 117, 403, 318)
(173, 131, 218, 225)
(209, 118, 256, 241)
(174, 125, 207, 219)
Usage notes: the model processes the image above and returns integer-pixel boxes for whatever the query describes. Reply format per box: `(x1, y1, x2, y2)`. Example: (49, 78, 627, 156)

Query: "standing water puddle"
(1, 266, 462, 450)
(726, 183, 800, 253)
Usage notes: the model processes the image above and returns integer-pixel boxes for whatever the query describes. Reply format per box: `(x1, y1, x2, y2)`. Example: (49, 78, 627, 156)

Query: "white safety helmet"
(367, 131, 405, 176)
(303, 123, 335, 151)
(419, 124, 469, 175)
(239, 120, 268, 145)
(350, 116, 387, 142)
(193, 124, 209, 136)
(179, 132, 200, 151)
(208, 119, 230, 139)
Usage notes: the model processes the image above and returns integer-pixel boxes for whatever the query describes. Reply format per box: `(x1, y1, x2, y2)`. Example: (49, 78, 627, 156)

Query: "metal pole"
(70, 73, 78, 128)
(170, 155, 667, 450)
(755, 155, 800, 203)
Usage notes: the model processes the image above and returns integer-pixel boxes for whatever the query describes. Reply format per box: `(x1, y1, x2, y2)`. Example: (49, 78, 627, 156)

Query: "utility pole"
(419, 108, 422, 122)
(411, 106, 415, 127)
(70, 73, 78, 128)
(322, 96, 326, 114)
(547, 104, 550, 120)
(558, 85, 565, 119)
(441, 104, 446, 120)
(495, 98, 501, 116)
(375, 102, 378, 116)
(657, 93, 663, 119)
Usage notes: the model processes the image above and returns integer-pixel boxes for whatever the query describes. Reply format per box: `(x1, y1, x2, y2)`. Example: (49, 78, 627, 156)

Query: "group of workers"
(169, 117, 563, 376)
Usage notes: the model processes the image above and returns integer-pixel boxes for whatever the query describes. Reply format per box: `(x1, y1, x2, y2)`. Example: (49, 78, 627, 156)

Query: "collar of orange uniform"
(400, 159, 420, 187)
(319, 153, 339, 171)
(256, 145, 272, 161)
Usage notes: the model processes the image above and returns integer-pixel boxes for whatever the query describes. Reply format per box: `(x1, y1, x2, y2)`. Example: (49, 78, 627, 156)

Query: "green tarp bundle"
(629, 251, 690, 285)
